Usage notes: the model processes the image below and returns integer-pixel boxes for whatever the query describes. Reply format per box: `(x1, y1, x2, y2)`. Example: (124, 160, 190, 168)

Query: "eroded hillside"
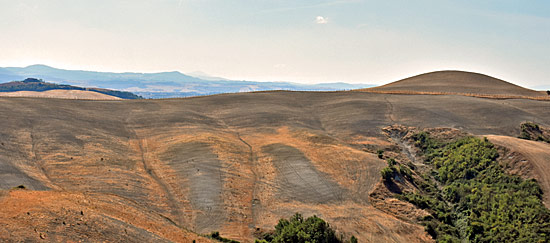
(1, 87, 550, 242)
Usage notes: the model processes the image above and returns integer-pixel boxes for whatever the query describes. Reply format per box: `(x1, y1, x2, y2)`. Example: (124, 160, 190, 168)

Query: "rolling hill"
(363, 70, 547, 98)
(0, 78, 142, 99)
(0, 71, 549, 242)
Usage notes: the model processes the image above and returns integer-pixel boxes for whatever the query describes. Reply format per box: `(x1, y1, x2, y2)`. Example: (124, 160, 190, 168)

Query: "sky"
(1, 0, 549, 87)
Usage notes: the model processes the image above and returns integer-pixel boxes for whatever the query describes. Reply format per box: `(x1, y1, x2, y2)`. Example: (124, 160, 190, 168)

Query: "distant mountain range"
(533, 85, 550, 91)
(0, 65, 373, 98)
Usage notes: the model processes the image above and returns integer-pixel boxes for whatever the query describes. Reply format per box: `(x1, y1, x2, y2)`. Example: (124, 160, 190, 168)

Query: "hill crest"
(364, 70, 546, 98)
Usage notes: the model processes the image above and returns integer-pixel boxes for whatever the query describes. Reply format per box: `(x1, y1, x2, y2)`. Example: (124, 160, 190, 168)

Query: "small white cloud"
(274, 64, 287, 69)
(315, 16, 328, 24)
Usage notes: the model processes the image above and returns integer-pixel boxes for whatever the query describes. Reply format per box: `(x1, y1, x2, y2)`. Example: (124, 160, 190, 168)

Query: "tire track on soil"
(136, 136, 185, 228)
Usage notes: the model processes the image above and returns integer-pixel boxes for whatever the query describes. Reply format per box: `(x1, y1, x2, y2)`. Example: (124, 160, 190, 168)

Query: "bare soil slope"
(364, 71, 545, 97)
(1, 88, 550, 242)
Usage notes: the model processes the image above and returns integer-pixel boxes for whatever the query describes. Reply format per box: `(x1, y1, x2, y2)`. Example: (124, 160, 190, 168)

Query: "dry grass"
(0, 190, 213, 242)
(0, 90, 122, 100)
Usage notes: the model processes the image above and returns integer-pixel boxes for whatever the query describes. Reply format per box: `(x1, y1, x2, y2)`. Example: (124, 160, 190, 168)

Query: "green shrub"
(386, 158, 396, 166)
(258, 213, 349, 243)
(399, 134, 550, 242)
(376, 149, 384, 159)
(398, 164, 413, 181)
(12, 185, 26, 190)
(208, 231, 240, 243)
(381, 167, 395, 182)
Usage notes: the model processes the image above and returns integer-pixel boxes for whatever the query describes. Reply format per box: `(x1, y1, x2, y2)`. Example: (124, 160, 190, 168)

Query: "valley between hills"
(1, 71, 549, 242)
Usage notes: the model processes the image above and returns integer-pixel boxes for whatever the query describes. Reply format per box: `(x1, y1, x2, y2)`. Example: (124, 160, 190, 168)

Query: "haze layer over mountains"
(0, 65, 371, 98)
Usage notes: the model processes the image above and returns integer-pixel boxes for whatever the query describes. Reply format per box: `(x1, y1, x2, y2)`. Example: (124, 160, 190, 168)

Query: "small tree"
(381, 167, 395, 182)
(547, 90, 550, 96)
(257, 213, 343, 243)
(386, 158, 396, 166)
(376, 149, 384, 159)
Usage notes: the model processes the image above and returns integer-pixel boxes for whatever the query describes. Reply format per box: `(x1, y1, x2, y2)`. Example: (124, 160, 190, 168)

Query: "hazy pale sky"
(1, 0, 549, 86)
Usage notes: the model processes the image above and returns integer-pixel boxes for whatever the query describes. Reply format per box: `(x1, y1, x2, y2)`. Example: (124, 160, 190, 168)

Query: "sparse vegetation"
(398, 134, 550, 242)
(376, 149, 384, 159)
(380, 167, 395, 182)
(11, 185, 26, 190)
(380, 157, 414, 183)
(519, 122, 549, 143)
(256, 213, 355, 243)
(208, 231, 240, 243)
(386, 158, 396, 166)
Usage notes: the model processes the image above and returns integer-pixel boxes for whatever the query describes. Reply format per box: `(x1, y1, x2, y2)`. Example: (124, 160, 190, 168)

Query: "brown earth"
(361, 70, 547, 98)
(0, 189, 213, 242)
(1, 71, 550, 242)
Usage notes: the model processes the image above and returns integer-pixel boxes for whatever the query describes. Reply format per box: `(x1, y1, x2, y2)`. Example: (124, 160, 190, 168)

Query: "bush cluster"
(401, 134, 550, 242)
(256, 213, 355, 243)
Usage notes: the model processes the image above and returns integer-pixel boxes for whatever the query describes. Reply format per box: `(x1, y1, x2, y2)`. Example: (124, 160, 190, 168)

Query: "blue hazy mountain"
(0, 65, 373, 98)
(533, 85, 550, 91)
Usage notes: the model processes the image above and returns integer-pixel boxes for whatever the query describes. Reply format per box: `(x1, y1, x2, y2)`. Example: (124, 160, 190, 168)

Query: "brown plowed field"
(1, 79, 550, 242)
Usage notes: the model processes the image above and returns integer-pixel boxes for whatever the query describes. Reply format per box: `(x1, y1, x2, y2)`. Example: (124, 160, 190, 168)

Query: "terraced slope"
(0, 87, 550, 242)
(364, 71, 545, 97)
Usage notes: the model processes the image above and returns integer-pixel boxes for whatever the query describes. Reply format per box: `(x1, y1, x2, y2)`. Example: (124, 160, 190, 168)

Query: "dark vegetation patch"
(12, 185, 26, 190)
(382, 132, 550, 242)
(255, 213, 356, 243)
(0, 78, 142, 99)
(207, 231, 240, 243)
(518, 122, 550, 143)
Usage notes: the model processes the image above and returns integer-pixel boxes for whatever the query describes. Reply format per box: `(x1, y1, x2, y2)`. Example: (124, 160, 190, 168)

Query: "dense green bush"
(256, 213, 355, 243)
(401, 134, 550, 242)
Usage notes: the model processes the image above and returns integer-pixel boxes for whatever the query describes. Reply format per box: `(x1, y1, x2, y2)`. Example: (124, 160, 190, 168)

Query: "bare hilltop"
(363, 70, 547, 98)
